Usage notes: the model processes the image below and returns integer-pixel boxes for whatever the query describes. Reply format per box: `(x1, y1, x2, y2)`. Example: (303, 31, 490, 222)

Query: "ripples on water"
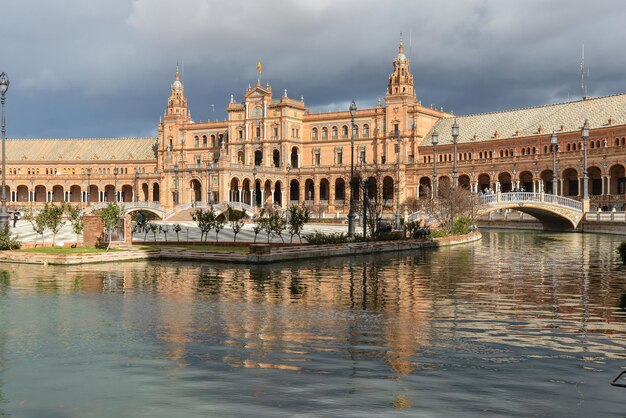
(0, 231, 625, 417)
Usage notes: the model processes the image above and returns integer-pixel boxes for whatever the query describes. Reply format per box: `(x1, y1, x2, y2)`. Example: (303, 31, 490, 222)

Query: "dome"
(172, 80, 183, 89)
(396, 52, 407, 62)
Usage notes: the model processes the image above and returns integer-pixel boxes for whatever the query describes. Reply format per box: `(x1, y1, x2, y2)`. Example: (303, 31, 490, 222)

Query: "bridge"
(162, 201, 255, 220)
(478, 192, 584, 230)
(84, 202, 167, 218)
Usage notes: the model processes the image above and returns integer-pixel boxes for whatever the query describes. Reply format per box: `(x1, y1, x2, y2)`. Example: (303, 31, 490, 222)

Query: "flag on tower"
(257, 59, 262, 75)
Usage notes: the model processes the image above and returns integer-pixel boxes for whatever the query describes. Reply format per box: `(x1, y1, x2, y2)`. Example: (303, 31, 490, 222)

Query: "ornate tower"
(165, 65, 190, 120)
(386, 38, 416, 99)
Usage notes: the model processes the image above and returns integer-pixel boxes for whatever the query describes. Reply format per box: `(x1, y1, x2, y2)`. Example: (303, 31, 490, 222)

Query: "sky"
(2, 0, 626, 138)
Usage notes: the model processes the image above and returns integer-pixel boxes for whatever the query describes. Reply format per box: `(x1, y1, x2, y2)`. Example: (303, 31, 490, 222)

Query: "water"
(0, 231, 625, 417)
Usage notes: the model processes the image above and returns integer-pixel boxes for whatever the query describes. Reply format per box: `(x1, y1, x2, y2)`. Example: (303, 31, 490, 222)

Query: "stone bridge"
(478, 192, 584, 230)
(84, 202, 167, 218)
(162, 201, 255, 220)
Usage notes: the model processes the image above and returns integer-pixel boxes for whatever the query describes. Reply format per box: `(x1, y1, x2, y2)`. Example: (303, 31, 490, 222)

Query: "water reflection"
(0, 231, 624, 416)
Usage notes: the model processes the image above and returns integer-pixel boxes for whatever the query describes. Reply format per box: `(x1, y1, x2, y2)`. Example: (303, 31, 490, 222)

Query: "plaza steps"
(165, 209, 195, 222)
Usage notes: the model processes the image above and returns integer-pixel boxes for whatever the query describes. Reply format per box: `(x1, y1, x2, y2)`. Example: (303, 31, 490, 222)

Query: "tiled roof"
(6, 137, 158, 162)
(422, 93, 626, 146)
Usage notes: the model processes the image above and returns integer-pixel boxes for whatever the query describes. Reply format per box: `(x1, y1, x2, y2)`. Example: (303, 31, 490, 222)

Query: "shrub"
(618, 242, 626, 265)
(0, 226, 21, 250)
(453, 216, 472, 235)
(430, 229, 449, 238)
(377, 231, 405, 241)
(303, 232, 349, 245)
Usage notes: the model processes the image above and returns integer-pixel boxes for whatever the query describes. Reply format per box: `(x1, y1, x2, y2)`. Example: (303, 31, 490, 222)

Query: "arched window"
(211, 135, 216, 147)
(590, 141, 595, 149)
(202, 135, 207, 146)
(532, 147, 536, 154)
(252, 107, 262, 117)
(194, 136, 199, 147)
(363, 124, 370, 138)
(312, 128, 318, 140)
(256, 127, 261, 138)
(353, 125, 359, 138)
(342, 126, 348, 139)
(322, 127, 328, 140)
(615, 138, 620, 146)
(332, 126, 338, 139)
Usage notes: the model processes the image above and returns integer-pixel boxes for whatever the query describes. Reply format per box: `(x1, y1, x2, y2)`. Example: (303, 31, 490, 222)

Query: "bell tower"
(165, 65, 190, 121)
(386, 38, 416, 99)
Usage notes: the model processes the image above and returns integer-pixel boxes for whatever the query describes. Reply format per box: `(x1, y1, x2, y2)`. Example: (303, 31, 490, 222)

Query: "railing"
(585, 211, 626, 222)
(227, 201, 254, 213)
(478, 192, 582, 212)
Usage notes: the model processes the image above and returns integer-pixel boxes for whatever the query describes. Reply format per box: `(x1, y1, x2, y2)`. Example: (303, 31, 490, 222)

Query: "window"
(363, 124, 370, 138)
(322, 127, 328, 140)
(332, 126, 338, 139)
(314, 150, 321, 166)
(353, 125, 359, 138)
(312, 128, 318, 140)
(273, 127, 279, 138)
(195, 154, 201, 165)
(358, 148, 366, 164)
(238, 130, 243, 140)
(194, 136, 199, 148)
(336, 149, 343, 165)
(202, 135, 207, 146)
(252, 107, 262, 117)
(342, 126, 348, 139)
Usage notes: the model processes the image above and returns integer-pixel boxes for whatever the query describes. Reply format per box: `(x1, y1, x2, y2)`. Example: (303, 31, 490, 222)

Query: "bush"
(618, 242, 626, 265)
(0, 226, 21, 250)
(376, 231, 405, 241)
(453, 216, 472, 235)
(430, 229, 449, 238)
(303, 232, 350, 245)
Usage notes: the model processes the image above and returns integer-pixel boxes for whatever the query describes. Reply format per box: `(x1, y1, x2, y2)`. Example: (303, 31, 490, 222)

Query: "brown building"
(4, 41, 626, 217)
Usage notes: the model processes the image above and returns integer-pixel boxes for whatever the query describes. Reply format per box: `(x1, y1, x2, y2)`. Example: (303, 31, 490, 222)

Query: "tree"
(99, 203, 124, 251)
(214, 216, 225, 242)
(0, 226, 21, 250)
(287, 205, 310, 243)
(159, 224, 169, 242)
(353, 165, 387, 239)
(173, 223, 182, 241)
(67, 205, 84, 245)
(252, 214, 262, 243)
(23, 207, 46, 247)
(414, 187, 484, 234)
(192, 208, 216, 242)
(149, 223, 159, 241)
(270, 212, 287, 243)
(227, 207, 245, 242)
(45, 203, 66, 246)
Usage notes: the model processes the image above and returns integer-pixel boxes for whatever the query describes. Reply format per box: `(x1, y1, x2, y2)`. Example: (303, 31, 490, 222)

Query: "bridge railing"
(500, 192, 540, 202)
(478, 192, 582, 212)
(543, 194, 583, 211)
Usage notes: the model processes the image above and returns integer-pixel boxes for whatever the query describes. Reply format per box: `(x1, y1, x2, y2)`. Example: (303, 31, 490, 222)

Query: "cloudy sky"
(2, 0, 626, 138)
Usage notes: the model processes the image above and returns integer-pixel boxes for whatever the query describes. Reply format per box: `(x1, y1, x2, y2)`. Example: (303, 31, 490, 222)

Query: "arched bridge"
(478, 192, 584, 230)
(84, 202, 167, 218)
(162, 201, 255, 220)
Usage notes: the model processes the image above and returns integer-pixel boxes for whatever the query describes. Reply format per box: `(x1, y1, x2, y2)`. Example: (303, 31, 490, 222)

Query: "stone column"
(606, 175, 612, 195)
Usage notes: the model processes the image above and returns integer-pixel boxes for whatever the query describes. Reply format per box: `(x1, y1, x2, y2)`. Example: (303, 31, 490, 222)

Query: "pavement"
(10, 219, 360, 245)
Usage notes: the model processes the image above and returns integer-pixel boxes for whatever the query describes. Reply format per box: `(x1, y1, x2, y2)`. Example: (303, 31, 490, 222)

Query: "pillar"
(606, 175, 611, 195)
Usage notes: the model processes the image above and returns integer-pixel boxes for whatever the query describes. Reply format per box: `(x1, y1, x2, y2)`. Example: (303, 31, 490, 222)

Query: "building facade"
(4, 41, 626, 216)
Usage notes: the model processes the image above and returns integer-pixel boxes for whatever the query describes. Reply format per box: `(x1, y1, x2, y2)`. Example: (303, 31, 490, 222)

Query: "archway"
(274, 181, 282, 205)
(190, 179, 202, 202)
(540, 170, 555, 194)
(419, 177, 431, 199)
(16, 185, 28, 203)
(263, 180, 272, 206)
(242, 178, 251, 205)
(290, 179, 300, 203)
(478, 174, 491, 193)
(89, 185, 99, 203)
(458, 175, 470, 190)
(141, 183, 149, 201)
(518, 171, 533, 192)
(69, 185, 81, 203)
(254, 150, 263, 166)
(152, 183, 160, 202)
(52, 185, 64, 202)
(438, 176, 451, 197)
(383, 176, 394, 201)
(291, 147, 299, 168)
(498, 172, 512, 192)
(305, 179, 314, 202)
(104, 185, 115, 202)
(273, 149, 280, 168)
(562, 168, 579, 197)
(366, 177, 377, 202)
(335, 178, 346, 201)
(35, 185, 46, 203)
(319, 178, 330, 202)
(121, 185, 133, 202)
(230, 178, 241, 202)
(588, 166, 602, 196)
(609, 164, 625, 195)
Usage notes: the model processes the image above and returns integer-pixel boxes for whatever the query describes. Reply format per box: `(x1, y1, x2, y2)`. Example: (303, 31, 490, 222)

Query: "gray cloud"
(2, 0, 625, 138)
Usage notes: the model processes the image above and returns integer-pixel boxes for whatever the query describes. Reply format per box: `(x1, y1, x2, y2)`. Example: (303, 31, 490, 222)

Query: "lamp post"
(581, 120, 589, 200)
(450, 120, 460, 235)
(30, 176, 34, 211)
(86, 167, 92, 206)
(0, 72, 9, 229)
(394, 130, 402, 230)
(173, 165, 179, 205)
(286, 164, 291, 206)
(550, 131, 558, 195)
(134, 168, 139, 203)
(113, 167, 119, 203)
(252, 166, 257, 209)
(347, 100, 357, 236)
(451, 119, 459, 188)
(431, 129, 439, 199)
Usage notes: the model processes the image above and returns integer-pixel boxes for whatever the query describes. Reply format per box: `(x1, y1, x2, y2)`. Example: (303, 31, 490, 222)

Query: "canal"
(0, 231, 624, 417)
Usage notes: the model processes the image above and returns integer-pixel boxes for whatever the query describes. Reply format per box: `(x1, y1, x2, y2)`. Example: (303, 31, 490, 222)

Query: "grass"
(18, 246, 127, 254)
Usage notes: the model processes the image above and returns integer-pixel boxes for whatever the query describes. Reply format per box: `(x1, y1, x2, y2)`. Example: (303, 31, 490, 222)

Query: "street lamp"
(134, 168, 139, 203)
(550, 131, 558, 195)
(394, 129, 402, 230)
(113, 167, 119, 203)
(450, 120, 460, 236)
(451, 119, 459, 188)
(0, 72, 10, 229)
(581, 119, 590, 200)
(431, 129, 439, 198)
(30, 175, 34, 211)
(173, 165, 179, 205)
(286, 164, 291, 206)
(86, 167, 92, 206)
(252, 166, 257, 209)
(347, 100, 357, 236)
